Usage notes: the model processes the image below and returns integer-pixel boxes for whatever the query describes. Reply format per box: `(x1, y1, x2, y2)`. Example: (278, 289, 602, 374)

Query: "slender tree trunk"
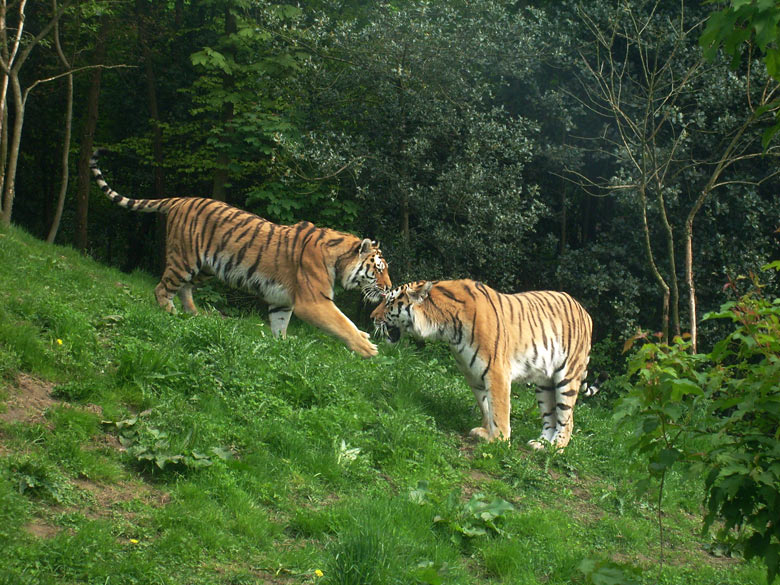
(640, 183, 670, 341)
(174, 0, 183, 27)
(0, 96, 7, 212)
(138, 1, 166, 272)
(47, 1, 77, 243)
(142, 49, 163, 198)
(560, 186, 567, 254)
(1, 71, 24, 227)
(46, 71, 72, 242)
(401, 192, 410, 275)
(683, 201, 704, 353)
(211, 5, 236, 201)
(656, 190, 680, 337)
(75, 17, 108, 251)
(0, 3, 11, 213)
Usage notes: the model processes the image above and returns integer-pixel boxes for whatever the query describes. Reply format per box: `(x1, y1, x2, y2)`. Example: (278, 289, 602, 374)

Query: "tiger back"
(370, 279, 593, 447)
(90, 150, 391, 358)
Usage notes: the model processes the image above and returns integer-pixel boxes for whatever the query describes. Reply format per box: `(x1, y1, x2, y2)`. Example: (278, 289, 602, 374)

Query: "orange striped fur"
(371, 280, 593, 447)
(91, 151, 391, 357)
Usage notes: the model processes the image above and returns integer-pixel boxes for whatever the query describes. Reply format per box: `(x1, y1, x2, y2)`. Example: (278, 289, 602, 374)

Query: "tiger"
(370, 279, 593, 448)
(90, 150, 391, 358)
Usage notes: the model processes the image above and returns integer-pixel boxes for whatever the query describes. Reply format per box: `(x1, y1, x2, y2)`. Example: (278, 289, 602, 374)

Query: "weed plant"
(0, 226, 767, 584)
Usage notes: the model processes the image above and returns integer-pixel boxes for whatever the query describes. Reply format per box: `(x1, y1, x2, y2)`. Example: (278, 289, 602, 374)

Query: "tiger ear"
(408, 281, 433, 304)
(359, 238, 374, 257)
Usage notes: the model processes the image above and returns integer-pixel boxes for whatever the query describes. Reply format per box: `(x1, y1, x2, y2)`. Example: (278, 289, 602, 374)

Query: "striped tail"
(89, 150, 170, 213)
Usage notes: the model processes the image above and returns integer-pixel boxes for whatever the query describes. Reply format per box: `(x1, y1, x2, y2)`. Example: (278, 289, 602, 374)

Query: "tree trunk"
(656, 190, 680, 337)
(46, 70, 72, 242)
(211, 6, 236, 201)
(1, 71, 25, 227)
(639, 184, 670, 341)
(0, 95, 7, 213)
(138, 1, 166, 272)
(402, 191, 410, 275)
(683, 216, 698, 353)
(0, 3, 11, 214)
(47, 3, 77, 244)
(560, 185, 567, 254)
(75, 17, 108, 252)
(0, 0, 72, 227)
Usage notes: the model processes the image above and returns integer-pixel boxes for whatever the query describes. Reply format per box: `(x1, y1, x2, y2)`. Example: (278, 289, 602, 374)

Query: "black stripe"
(470, 345, 480, 367)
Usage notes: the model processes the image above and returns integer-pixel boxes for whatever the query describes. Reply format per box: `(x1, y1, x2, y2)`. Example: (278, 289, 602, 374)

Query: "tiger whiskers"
(362, 285, 387, 303)
(373, 322, 388, 339)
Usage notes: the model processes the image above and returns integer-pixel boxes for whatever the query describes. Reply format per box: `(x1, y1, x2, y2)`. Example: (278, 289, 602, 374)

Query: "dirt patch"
(2, 373, 170, 536)
(0, 373, 58, 425)
(463, 469, 493, 498)
(23, 518, 61, 539)
(73, 477, 170, 515)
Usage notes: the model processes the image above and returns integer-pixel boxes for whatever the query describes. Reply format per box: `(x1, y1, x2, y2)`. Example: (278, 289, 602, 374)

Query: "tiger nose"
(369, 304, 384, 320)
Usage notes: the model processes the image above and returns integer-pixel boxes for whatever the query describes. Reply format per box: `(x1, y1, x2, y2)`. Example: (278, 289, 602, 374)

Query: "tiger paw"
(468, 427, 490, 441)
(352, 337, 378, 358)
(527, 438, 548, 450)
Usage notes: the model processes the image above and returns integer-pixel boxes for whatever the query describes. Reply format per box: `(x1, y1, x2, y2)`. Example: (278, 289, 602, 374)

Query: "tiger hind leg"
(155, 265, 200, 315)
(268, 305, 293, 338)
(529, 384, 557, 450)
(550, 377, 581, 448)
(155, 281, 178, 314)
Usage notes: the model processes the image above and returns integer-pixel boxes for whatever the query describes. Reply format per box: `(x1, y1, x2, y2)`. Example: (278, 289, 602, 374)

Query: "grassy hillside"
(0, 225, 763, 585)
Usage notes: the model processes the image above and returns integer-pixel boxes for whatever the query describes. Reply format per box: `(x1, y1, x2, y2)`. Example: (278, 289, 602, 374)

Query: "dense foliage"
(2, 0, 779, 366)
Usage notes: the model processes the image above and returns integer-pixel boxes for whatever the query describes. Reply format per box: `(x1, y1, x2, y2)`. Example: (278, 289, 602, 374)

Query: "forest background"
(1, 0, 779, 374)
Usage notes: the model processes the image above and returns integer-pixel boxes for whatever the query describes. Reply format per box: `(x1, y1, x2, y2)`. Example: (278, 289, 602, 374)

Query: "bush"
(615, 262, 780, 583)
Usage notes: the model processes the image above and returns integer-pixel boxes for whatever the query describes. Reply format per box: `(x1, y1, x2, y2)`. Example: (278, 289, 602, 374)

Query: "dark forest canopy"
(1, 0, 778, 366)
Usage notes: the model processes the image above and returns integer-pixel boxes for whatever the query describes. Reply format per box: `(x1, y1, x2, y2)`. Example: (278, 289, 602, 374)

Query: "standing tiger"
(370, 279, 593, 448)
(90, 150, 392, 358)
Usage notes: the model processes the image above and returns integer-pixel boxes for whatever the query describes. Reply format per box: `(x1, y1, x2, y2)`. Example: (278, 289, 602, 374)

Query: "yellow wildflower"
(314, 569, 324, 578)
(129, 538, 139, 544)
(56, 339, 63, 345)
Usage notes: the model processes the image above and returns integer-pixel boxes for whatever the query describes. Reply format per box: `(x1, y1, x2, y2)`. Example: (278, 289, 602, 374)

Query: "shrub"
(615, 262, 780, 583)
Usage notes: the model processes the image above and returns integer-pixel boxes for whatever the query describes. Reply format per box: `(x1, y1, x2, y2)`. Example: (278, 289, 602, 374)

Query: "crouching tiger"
(371, 279, 593, 448)
(90, 150, 391, 358)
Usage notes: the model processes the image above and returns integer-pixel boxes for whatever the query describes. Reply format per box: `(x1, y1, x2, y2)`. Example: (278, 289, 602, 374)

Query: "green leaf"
(409, 562, 444, 585)
(578, 559, 641, 585)
(409, 480, 430, 505)
(210, 447, 233, 461)
(670, 378, 703, 401)
(762, 120, 780, 149)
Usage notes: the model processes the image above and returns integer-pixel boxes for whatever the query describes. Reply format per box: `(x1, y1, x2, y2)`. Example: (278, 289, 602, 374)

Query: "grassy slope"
(0, 225, 763, 585)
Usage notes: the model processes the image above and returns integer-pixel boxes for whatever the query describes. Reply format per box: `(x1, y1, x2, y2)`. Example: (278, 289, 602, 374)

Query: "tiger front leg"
(177, 284, 198, 315)
(176, 272, 212, 315)
(268, 305, 293, 338)
(293, 300, 378, 358)
(467, 371, 511, 442)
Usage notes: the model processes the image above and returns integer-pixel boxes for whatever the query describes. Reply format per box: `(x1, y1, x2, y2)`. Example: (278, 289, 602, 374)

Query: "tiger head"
(370, 280, 434, 343)
(343, 239, 392, 303)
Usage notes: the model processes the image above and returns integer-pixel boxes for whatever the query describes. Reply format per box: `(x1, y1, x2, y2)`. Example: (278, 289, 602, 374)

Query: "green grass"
(0, 225, 766, 585)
